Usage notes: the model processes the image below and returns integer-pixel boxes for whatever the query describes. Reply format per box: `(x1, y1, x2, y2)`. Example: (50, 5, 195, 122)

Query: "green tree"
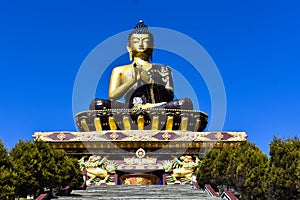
(227, 142, 268, 200)
(197, 145, 234, 189)
(10, 140, 83, 198)
(52, 149, 83, 190)
(0, 139, 15, 199)
(10, 140, 42, 198)
(197, 142, 268, 199)
(35, 141, 58, 193)
(265, 137, 300, 200)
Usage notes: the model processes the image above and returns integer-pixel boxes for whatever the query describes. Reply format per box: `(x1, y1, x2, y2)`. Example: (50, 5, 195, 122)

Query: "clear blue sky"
(0, 0, 299, 154)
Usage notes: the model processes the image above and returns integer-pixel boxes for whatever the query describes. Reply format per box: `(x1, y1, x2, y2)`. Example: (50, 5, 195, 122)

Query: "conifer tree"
(0, 139, 15, 199)
(197, 141, 268, 199)
(52, 149, 83, 189)
(265, 137, 300, 200)
(10, 140, 83, 198)
(197, 145, 234, 189)
(10, 140, 41, 198)
(227, 142, 268, 199)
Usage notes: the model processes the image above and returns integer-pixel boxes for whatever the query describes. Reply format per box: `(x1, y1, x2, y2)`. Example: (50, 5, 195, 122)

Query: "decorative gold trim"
(162, 132, 171, 140)
(110, 132, 119, 140)
(33, 131, 247, 142)
(123, 116, 131, 130)
(194, 119, 201, 132)
(80, 119, 90, 132)
(108, 116, 117, 130)
(94, 117, 102, 131)
(166, 116, 173, 130)
(137, 115, 145, 130)
(57, 132, 66, 141)
(180, 116, 188, 131)
(151, 115, 159, 130)
(150, 84, 155, 104)
(215, 132, 224, 140)
(136, 148, 146, 159)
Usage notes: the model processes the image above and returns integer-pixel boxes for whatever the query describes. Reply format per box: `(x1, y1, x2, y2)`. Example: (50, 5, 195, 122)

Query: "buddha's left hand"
(133, 102, 166, 110)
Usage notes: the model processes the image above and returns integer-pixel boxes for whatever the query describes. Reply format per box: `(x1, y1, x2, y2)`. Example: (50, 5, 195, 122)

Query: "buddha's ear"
(126, 45, 133, 61)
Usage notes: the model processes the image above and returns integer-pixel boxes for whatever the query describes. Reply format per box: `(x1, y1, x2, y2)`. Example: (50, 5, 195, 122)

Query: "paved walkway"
(56, 184, 219, 200)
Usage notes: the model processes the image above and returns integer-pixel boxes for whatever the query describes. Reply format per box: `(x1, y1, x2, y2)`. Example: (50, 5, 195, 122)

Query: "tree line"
(0, 140, 83, 199)
(197, 137, 300, 200)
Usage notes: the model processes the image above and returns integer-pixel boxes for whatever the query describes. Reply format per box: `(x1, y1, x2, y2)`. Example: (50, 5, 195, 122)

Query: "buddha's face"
(130, 34, 151, 51)
(128, 33, 154, 60)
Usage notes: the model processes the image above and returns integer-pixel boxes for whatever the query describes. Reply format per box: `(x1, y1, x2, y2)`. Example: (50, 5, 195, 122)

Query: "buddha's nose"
(139, 41, 144, 47)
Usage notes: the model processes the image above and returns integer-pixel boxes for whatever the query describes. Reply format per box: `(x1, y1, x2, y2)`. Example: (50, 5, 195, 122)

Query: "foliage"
(52, 149, 83, 189)
(0, 140, 15, 199)
(0, 140, 10, 167)
(227, 142, 268, 200)
(9, 140, 83, 198)
(35, 141, 57, 192)
(197, 145, 234, 189)
(197, 141, 268, 199)
(264, 137, 300, 200)
(10, 140, 41, 198)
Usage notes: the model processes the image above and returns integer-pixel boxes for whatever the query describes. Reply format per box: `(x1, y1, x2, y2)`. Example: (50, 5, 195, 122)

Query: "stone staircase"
(56, 184, 219, 200)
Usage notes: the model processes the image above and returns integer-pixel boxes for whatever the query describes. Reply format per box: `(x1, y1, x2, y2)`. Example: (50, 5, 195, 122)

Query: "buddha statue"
(90, 20, 193, 111)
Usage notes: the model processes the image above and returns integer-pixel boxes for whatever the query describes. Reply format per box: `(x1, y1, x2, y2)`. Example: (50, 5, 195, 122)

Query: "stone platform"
(33, 130, 247, 186)
(33, 130, 247, 159)
(56, 185, 219, 200)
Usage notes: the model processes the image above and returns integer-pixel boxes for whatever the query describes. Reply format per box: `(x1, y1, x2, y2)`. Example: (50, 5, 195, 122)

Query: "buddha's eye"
(132, 40, 140, 44)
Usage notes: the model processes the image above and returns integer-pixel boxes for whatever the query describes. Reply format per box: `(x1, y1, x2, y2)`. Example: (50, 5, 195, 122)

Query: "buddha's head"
(127, 20, 154, 61)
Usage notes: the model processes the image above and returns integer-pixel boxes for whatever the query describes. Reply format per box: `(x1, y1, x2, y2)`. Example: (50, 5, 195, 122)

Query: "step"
(56, 185, 219, 200)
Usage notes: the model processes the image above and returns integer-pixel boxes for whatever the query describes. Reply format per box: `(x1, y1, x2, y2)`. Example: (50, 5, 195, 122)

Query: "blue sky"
(0, 0, 299, 154)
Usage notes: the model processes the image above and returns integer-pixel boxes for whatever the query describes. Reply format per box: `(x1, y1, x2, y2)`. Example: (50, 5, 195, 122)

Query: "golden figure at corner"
(90, 20, 193, 110)
(163, 155, 201, 184)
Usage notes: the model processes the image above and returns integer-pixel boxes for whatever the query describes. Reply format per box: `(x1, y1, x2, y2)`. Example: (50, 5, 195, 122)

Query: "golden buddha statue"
(90, 20, 193, 111)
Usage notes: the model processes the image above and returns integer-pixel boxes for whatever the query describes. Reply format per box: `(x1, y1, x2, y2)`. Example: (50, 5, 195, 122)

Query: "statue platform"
(33, 109, 247, 186)
(33, 130, 247, 153)
(33, 129, 247, 185)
